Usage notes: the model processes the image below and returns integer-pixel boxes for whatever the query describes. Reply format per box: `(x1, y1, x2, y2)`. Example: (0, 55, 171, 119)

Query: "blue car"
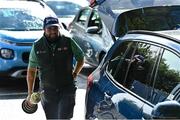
(0, 0, 57, 79)
(86, 30, 180, 119)
(85, 0, 180, 119)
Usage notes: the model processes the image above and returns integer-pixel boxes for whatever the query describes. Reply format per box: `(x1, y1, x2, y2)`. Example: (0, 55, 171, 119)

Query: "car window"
(107, 41, 133, 82)
(107, 41, 161, 101)
(127, 43, 160, 100)
(88, 10, 102, 29)
(113, 42, 137, 86)
(151, 50, 180, 104)
(0, 8, 45, 31)
(126, 14, 171, 30)
(116, 6, 180, 36)
(77, 9, 91, 26)
(45, 1, 81, 17)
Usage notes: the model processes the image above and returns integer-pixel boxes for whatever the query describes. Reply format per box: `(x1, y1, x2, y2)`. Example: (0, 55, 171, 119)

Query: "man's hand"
(25, 94, 34, 107)
(72, 72, 77, 79)
(26, 94, 31, 101)
(26, 67, 37, 104)
(73, 58, 84, 79)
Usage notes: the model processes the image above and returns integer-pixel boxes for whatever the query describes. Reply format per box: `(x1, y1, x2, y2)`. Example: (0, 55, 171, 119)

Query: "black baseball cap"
(43, 16, 60, 29)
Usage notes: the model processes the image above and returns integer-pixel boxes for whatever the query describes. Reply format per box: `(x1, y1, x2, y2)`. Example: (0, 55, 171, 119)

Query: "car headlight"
(0, 38, 15, 45)
(0, 48, 14, 59)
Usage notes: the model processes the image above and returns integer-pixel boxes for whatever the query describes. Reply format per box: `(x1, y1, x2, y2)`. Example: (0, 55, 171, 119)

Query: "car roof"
(156, 30, 180, 42)
(127, 30, 180, 43)
(115, 30, 180, 54)
(43, 0, 89, 7)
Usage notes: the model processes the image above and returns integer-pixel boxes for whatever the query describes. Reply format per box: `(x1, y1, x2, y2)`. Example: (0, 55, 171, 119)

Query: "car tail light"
(89, 0, 96, 7)
(89, 0, 105, 7)
(87, 73, 94, 89)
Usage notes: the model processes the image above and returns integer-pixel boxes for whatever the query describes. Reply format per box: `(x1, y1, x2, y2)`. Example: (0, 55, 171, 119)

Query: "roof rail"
(127, 30, 180, 44)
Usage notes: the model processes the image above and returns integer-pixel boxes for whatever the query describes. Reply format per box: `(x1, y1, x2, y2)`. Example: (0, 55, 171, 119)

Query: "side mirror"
(61, 22, 68, 30)
(86, 26, 99, 34)
(151, 101, 180, 119)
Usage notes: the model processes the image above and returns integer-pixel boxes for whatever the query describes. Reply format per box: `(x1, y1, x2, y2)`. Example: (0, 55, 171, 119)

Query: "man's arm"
(73, 58, 84, 79)
(27, 67, 37, 98)
(71, 39, 85, 79)
(26, 44, 39, 100)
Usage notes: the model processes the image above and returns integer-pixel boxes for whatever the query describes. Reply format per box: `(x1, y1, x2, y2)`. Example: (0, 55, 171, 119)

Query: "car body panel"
(86, 72, 145, 119)
(0, 30, 43, 43)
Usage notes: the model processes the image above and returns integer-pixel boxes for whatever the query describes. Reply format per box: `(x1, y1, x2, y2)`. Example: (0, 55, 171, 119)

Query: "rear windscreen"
(116, 6, 180, 36)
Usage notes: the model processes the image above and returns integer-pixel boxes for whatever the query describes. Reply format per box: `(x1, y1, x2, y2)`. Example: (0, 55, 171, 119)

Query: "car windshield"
(0, 8, 44, 31)
(46, 1, 82, 18)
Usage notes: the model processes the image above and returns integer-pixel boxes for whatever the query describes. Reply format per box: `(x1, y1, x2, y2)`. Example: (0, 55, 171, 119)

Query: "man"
(26, 16, 84, 119)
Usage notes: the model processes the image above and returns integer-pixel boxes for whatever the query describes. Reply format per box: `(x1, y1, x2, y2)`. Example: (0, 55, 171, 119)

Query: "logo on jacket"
(36, 51, 47, 54)
(57, 47, 68, 51)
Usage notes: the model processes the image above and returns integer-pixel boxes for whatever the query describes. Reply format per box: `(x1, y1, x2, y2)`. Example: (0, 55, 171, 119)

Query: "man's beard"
(46, 34, 59, 42)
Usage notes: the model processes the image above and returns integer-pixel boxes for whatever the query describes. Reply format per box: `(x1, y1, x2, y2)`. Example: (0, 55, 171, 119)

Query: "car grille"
(22, 52, 30, 63)
(16, 42, 32, 46)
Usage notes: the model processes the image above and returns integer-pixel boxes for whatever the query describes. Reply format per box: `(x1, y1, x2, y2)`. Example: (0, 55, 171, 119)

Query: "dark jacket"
(34, 35, 74, 89)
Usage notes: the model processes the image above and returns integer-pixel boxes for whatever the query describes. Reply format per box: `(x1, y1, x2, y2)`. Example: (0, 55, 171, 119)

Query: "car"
(85, 0, 180, 119)
(43, 0, 89, 28)
(69, 6, 115, 68)
(0, 0, 58, 79)
(85, 30, 180, 119)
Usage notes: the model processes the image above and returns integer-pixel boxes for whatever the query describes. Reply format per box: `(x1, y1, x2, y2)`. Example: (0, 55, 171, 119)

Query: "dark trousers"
(41, 86, 77, 119)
